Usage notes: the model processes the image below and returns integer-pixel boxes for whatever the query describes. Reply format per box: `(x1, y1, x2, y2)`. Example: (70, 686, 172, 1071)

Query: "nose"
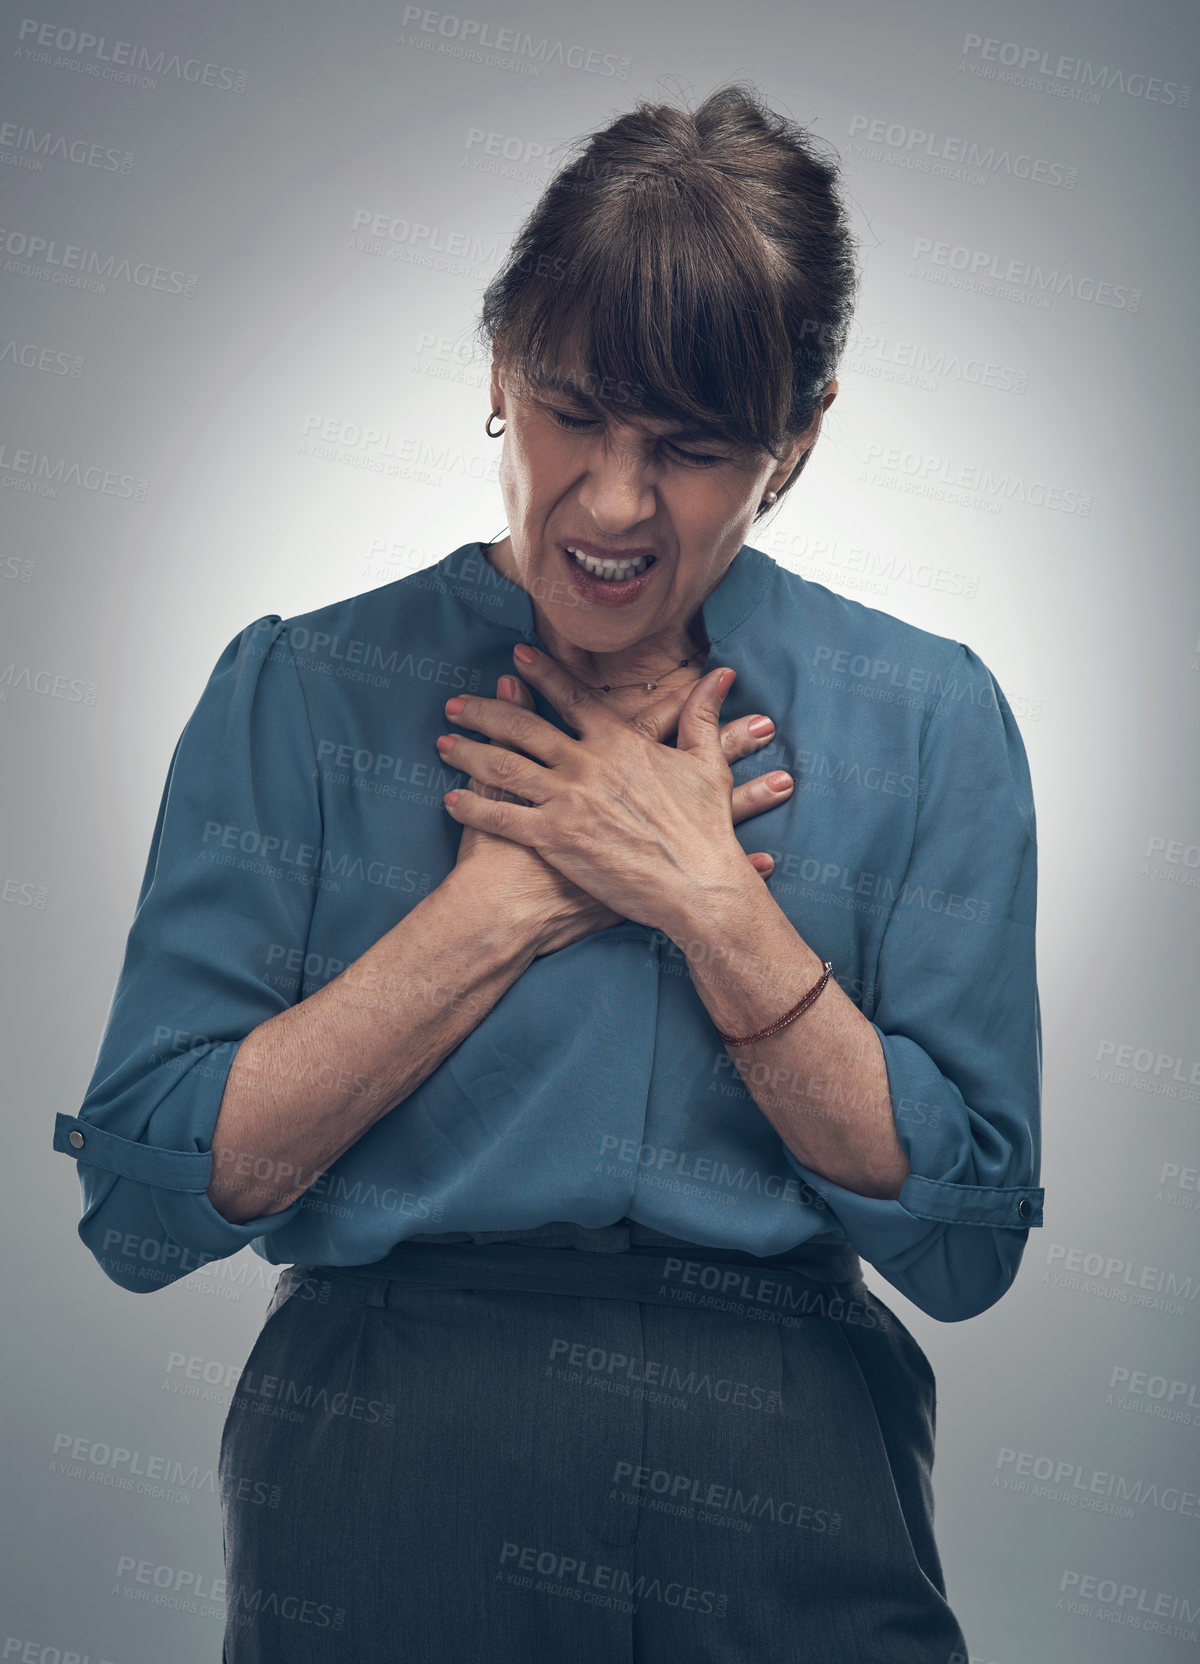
(575, 433, 658, 533)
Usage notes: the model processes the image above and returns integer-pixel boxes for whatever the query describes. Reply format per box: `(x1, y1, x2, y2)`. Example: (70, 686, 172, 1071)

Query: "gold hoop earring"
(485, 410, 505, 438)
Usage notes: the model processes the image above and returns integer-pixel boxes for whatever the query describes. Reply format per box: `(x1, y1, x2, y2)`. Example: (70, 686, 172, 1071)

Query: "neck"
(482, 537, 710, 690)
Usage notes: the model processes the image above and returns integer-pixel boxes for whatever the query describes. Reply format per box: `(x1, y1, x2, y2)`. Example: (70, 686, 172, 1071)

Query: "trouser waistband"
(295, 1235, 866, 1320)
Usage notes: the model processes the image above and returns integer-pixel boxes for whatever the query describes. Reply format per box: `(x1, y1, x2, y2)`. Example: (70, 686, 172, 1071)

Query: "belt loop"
(365, 1278, 388, 1308)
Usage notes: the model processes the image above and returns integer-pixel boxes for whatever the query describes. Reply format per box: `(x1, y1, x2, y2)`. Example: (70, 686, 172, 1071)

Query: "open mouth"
(557, 541, 659, 603)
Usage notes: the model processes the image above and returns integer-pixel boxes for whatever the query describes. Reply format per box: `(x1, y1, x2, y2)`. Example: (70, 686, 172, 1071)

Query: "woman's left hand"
(437, 644, 761, 934)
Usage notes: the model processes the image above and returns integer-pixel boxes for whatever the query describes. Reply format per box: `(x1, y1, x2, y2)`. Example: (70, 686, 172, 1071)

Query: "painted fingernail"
(445, 696, 467, 715)
(514, 643, 538, 663)
(498, 676, 514, 698)
(443, 790, 460, 808)
(435, 734, 456, 753)
(747, 716, 774, 737)
(768, 772, 793, 792)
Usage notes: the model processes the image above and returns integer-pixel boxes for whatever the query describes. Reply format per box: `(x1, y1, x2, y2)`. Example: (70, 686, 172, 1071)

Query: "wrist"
(653, 852, 768, 951)
(438, 864, 547, 967)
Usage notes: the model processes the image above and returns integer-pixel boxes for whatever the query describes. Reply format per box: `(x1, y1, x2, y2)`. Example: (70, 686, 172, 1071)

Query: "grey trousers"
(218, 1222, 972, 1662)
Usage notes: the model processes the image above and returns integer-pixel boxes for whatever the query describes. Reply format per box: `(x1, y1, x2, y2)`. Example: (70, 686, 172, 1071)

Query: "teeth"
(566, 546, 654, 582)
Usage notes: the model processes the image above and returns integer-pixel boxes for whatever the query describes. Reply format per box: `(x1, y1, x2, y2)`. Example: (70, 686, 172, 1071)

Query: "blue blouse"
(53, 540, 1044, 1321)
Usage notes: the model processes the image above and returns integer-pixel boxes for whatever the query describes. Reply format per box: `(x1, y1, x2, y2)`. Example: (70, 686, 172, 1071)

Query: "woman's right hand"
(449, 674, 793, 958)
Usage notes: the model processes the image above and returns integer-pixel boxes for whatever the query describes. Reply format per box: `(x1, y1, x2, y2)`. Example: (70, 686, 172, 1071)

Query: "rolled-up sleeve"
(784, 642, 1044, 1322)
(52, 617, 322, 1292)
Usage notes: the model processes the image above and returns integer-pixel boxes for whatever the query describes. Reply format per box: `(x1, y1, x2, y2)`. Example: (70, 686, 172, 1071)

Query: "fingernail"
(747, 716, 774, 737)
(768, 772, 793, 793)
(498, 676, 514, 698)
(514, 643, 538, 663)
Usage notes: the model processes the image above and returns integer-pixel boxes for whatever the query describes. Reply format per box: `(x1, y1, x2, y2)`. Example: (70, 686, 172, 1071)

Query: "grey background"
(3, 0, 1197, 1658)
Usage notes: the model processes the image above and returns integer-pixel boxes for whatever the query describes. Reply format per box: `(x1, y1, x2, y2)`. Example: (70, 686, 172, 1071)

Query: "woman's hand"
(438, 646, 789, 938)
(445, 664, 792, 957)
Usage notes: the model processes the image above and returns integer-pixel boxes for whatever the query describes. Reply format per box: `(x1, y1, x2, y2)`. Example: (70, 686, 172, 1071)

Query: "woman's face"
(488, 351, 837, 655)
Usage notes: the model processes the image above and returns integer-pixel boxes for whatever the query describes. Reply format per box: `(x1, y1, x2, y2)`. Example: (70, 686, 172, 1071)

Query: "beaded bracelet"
(717, 961, 834, 1047)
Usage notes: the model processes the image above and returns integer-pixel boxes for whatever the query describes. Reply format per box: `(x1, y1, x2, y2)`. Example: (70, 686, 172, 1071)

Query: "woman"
(54, 84, 1043, 1661)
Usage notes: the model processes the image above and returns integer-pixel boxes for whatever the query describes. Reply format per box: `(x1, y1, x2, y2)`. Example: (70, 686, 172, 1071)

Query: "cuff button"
(1016, 1196, 1032, 1219)
(68, 1129, 85, 1148)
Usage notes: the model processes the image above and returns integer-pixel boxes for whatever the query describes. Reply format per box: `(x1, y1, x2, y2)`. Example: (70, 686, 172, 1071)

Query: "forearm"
(207, 868, 544, 1223)
(658, 870, 911, 1201)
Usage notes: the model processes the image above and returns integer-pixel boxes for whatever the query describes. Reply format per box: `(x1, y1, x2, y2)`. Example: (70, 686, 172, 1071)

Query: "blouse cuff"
(53, 1038, 305, 1261)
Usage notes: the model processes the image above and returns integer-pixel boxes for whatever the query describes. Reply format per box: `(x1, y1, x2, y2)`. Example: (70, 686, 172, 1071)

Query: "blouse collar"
(435, 540, 775, 648)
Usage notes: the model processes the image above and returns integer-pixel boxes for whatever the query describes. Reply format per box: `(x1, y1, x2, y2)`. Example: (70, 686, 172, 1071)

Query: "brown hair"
(476, 82, 859, 517)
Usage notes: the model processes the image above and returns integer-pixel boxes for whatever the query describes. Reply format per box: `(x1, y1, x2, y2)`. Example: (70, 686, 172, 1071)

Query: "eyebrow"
(532, 374, 741, 446)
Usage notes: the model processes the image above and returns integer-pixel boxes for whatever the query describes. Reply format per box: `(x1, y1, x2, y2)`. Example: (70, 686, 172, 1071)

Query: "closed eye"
(550, 409, 597, 432)
(666, 442, 722, 469)
(550, 408, 725, 468)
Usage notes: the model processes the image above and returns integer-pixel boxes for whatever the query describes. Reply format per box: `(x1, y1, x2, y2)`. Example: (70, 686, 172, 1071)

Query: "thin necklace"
(584, 657, 702, 694)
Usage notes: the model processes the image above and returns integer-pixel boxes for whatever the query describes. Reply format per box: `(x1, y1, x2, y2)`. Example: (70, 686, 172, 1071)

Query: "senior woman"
(54, 83, 1042, 1663)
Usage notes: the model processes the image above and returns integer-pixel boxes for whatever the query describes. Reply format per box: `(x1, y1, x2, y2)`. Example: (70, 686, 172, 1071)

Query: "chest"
(299, 647, 923, 1021)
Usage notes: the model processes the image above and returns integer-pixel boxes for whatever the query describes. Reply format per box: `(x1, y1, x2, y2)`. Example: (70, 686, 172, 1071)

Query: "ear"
(489, 350, 507, 419)
(765, 379, 839, 494)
